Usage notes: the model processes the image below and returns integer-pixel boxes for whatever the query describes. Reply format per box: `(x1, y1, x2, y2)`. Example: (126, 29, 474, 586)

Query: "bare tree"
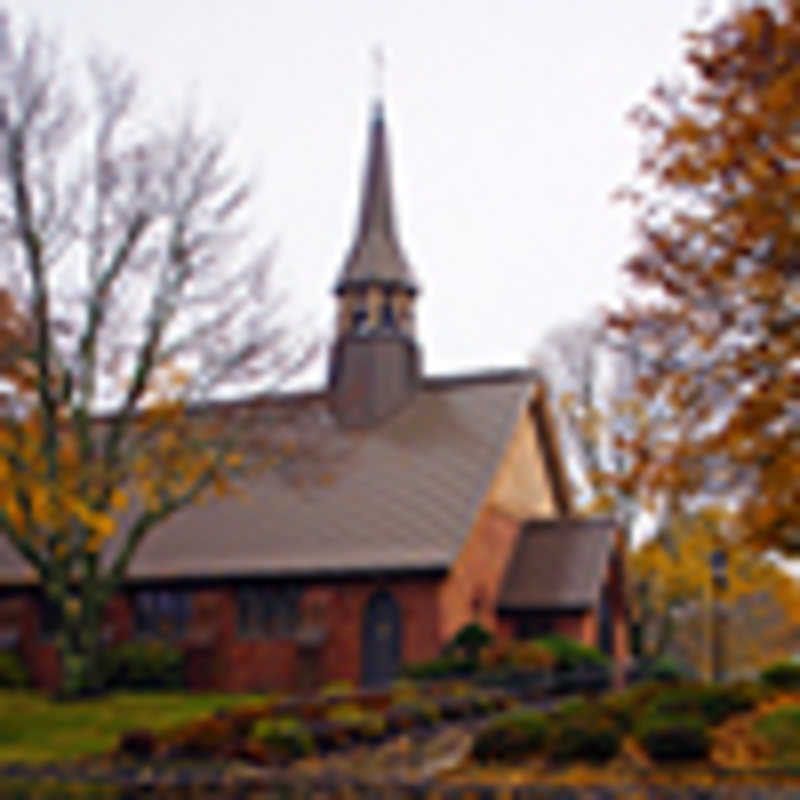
(0, 14, 317, 695)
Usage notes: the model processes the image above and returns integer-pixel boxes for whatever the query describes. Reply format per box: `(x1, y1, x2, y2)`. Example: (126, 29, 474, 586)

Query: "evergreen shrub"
(0, 651, 28, 688)
(547, 713, 622, 763)
(103, 641, 183, 690)
(472, 709, 548, 762)
(533, 634, 611, 672)
(253, 717, 314, 760)
(761, 660, 800, 691)
(635, 713, 710, 761)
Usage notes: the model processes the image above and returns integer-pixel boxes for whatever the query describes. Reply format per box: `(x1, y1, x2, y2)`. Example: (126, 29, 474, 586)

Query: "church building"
(0, 100, 628, 691)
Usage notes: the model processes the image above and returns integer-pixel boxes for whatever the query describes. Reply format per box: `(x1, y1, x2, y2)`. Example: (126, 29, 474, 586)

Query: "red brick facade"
(2, 524, 628, 693)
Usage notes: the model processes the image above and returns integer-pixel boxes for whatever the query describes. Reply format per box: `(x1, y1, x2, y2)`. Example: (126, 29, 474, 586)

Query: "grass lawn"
(0, 690, 267, 764)
(755, 704, 800, 766)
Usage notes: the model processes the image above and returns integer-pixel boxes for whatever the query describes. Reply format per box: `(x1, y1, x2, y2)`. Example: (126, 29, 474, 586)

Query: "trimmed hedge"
(103, 641, 183, 690)
(547, 713, 622, 763)
(635, 713, 711, 761)
(473, 709, 548, 762)
(644, 682, 758, 727)
(761, 660, 800, 691)
(642, 656, 688, 683)
(533, 634, 611, 672)
(401, 655, 476, 680)
(0, 651, 28, 688)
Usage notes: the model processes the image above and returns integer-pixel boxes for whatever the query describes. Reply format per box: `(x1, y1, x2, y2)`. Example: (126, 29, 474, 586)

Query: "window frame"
(132, 587, 191, 641)
(236, 583, 301, 640)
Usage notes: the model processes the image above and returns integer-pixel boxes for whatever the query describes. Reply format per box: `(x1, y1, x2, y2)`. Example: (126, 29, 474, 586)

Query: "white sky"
(15, 0, 724, 386)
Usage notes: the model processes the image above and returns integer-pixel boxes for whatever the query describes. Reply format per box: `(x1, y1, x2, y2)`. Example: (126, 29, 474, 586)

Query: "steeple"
(328, 89, 422, 428)
(335, 100, 417, 296)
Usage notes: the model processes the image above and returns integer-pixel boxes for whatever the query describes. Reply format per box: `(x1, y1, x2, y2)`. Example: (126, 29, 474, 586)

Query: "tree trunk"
(54, 582, 108, 699)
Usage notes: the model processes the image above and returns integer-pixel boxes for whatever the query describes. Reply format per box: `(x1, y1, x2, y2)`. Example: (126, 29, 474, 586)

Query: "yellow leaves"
(224, 452, 243, 469)
(109, 488, 128, 511)
(5, 497, 24, 532)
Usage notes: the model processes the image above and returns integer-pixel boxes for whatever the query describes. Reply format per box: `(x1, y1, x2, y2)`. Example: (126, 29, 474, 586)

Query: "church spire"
(335, 91, 417, 295)
(328, 75, 422, 428)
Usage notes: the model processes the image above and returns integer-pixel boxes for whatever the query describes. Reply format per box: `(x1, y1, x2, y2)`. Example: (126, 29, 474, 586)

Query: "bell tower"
(329, 98, 421, 427)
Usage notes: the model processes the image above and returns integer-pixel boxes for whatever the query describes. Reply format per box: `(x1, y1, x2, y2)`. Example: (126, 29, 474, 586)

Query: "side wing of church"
(0, 100, 628, 691)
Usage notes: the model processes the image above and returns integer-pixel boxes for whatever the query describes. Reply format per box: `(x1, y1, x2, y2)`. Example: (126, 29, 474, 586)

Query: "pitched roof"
(335, 102, 417, 294)
(0, 370, 559, 584)
(497, 518, 617, 610)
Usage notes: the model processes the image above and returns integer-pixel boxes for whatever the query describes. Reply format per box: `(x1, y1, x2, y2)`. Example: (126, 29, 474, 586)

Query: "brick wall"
(438, 507, 521, 643)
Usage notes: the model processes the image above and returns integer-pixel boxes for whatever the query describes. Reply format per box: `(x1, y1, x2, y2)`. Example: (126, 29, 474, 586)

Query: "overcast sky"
(15, 0, 724, 385)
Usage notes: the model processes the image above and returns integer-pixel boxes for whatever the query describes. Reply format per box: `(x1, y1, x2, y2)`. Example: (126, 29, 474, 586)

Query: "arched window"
(351, 305, 368, 333)
(361, 589, 402, 686)
(381, 300, 395, 328)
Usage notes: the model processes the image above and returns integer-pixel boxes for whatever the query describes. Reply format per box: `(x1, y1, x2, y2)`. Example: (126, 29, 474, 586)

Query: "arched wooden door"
(361, 589, 402, 686)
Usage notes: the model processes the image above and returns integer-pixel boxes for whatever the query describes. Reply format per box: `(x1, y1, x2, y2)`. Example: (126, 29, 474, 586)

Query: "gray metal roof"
(498, 518, 616, 610)
(0, 371, 550, 584)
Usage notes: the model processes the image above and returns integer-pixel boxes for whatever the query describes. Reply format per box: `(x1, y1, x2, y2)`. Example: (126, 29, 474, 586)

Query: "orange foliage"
(613, 1, 800, 554)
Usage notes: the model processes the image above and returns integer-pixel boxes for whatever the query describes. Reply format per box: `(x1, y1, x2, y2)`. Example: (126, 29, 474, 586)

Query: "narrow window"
(351, 306, 368, 332)
(381, 301, 395, 328)
(134, 589, 190, 639)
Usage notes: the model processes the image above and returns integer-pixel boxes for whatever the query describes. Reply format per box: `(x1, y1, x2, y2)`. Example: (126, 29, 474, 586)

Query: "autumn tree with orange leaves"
(611, 0, 800, 555)
(0, 15, 317, 696)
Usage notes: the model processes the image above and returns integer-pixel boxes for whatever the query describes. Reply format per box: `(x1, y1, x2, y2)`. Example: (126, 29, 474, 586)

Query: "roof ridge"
(422, 367, 541, 390)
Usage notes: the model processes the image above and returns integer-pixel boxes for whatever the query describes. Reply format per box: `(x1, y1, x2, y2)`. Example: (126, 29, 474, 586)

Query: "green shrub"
(103, 641, 183, 690)
(533, 635, 611, 672)
(643, 656, 688, 683)
(326, 703, 386, 741)
(635, 714, 710, 761)
(401, 655, 475, 680)
(0, 651, 28, 688)
(761, 660, 800, 691)
(547, 713, 622, 763)
(645, 682, 758, 727)
(319, 679, 355, 699)
(253, 717, 314, 760)
(446, 622, 493, 660)
(472, 709, 548, 762)
(754, 705, 800, 764)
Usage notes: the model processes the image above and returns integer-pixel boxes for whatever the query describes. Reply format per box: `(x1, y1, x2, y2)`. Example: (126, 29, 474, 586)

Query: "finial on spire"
(370, 45, 385, 109)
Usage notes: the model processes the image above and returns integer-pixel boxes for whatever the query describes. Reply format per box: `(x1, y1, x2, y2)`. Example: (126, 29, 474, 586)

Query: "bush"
(0, 651, 28, 688)
(599, 681, 674, 733)
(761, 660, 800, 691)
(473, 709, 548, 762)
(510, 640, 557, 672)
(319, 679, 355, 699)
(326, 703, 386, 741)
(533, 635, 611, 672)
(446, 622, 493, 660)
(104, 641, 183, 690)
(642, 656, 688, 683)
(169, 717, 233, 758)
(117, 728, 158, 760)
(386, 699, 440, 732)
(645, 682, 758, 727)
(253, 717, 314, 760)
(438, 695, 473, 720)
(635, 714, 710, 761)
(547, 713, 622, 763)
(402, 655, 475, 680)
(227, 703, 274, 737)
